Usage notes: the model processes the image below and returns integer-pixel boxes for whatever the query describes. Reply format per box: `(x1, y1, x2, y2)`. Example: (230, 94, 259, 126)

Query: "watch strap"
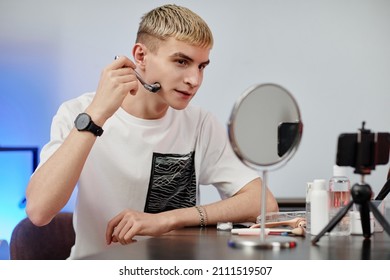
(86, 121, 104, 137)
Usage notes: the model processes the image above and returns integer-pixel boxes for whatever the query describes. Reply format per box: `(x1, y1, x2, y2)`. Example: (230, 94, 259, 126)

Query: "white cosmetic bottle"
(310, 179, 329, 235)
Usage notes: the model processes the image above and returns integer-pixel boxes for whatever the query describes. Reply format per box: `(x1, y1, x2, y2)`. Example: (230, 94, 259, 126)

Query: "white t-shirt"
(38, 92, 259, 259)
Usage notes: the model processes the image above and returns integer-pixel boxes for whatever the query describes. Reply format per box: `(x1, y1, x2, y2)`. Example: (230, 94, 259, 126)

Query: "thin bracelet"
(195, 206, 208, 227)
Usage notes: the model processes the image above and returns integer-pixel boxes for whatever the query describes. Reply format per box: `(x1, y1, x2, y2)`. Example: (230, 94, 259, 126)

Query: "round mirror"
(227, 83, 303, 249)
(228, 83, 303, 171)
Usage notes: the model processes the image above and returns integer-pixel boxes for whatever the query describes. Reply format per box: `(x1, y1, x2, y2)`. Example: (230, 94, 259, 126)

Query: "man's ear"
(132, 43, 147, 70)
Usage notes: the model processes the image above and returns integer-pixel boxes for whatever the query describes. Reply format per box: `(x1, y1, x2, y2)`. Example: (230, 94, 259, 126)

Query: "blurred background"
(1, 0, 389, 244)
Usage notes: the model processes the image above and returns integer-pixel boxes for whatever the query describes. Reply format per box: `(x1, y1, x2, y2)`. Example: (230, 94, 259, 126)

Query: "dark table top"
(83, 227, 390, 260)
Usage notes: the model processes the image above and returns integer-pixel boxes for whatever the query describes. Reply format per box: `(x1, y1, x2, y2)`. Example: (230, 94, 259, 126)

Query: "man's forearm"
(170, 178, 278, 229)
(26, 128, 96, 226)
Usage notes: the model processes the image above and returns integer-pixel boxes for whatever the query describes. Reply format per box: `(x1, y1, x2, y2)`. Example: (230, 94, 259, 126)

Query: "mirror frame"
(228, 83, 303, 172)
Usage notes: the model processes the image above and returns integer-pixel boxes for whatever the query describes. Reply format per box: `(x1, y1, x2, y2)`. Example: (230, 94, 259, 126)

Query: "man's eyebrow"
(170, 52, 210, 66)
(201, 59, 211, 67)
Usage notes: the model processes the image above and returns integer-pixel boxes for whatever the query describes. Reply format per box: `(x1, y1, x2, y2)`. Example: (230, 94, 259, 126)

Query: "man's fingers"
(112, 55, 136, 69)
(105, 213, 123, 244)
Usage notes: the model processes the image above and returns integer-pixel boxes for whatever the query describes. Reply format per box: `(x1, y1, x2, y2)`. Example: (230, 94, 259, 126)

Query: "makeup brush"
(268, 227, 305, 236)
(251, 217, 306, 229)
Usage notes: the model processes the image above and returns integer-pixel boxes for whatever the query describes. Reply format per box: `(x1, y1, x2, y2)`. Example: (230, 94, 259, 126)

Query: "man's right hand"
(86, 56, 139, 126)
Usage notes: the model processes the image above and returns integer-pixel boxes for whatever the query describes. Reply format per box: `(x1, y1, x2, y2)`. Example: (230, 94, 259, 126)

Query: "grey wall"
(1, 0, 389, 206)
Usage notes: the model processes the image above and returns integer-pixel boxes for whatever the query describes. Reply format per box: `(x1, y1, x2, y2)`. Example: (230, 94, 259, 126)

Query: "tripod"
(312, 175, 390, 244)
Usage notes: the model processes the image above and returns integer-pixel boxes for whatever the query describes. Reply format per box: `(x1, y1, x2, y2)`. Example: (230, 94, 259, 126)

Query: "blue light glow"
(0, 43, 63, 244)
(0, 152, 32, 242)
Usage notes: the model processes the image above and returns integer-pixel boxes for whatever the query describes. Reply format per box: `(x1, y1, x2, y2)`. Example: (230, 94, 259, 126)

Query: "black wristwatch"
(74, 113, 104, 137)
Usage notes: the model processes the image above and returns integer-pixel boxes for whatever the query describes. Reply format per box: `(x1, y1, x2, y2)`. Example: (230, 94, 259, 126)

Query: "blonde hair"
(136, 4, 213, 53)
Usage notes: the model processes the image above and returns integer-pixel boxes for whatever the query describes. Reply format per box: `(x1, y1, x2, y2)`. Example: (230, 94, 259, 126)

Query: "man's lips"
(175, 89, 193, 97)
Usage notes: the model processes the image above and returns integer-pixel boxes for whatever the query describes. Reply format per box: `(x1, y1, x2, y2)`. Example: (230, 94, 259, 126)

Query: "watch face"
(75, 113, 91, 130)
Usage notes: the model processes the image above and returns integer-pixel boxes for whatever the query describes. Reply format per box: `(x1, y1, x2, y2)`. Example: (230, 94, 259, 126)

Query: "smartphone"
(277, 122, 300, 157)
(336, 132, 390, 168)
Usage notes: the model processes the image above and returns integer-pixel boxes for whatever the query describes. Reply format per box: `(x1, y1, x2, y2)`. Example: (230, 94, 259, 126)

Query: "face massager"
(114, 56, 161, 93)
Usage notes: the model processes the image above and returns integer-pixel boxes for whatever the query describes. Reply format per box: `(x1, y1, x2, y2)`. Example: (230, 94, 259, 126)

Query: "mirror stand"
(229, 170, 298, 249)
(259, 170, 268, 243)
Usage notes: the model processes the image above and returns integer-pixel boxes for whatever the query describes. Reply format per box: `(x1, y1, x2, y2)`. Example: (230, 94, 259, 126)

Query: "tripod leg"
(361, 239, 371, 260)
(359, 202, 371, 238)
(369, 202, 390, 236)
(311, 200, 354, 244)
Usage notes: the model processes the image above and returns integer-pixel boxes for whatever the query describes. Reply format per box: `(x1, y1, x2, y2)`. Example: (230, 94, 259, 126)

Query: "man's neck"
(121, 90, 169, 120)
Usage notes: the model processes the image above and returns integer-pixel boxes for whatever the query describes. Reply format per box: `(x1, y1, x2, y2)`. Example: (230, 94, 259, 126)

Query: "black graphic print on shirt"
(144, 151, 196, 213)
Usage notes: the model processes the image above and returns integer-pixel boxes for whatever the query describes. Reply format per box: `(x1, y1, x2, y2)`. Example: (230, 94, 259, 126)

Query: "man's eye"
(177, 59, 188, 66)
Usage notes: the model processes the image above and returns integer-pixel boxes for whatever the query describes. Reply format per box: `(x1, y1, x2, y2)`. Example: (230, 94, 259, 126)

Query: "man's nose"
(184, 68, 202, 88)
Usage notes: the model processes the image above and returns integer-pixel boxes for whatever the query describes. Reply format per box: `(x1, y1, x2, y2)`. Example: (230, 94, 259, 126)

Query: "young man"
(26, 4, 278, 259)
